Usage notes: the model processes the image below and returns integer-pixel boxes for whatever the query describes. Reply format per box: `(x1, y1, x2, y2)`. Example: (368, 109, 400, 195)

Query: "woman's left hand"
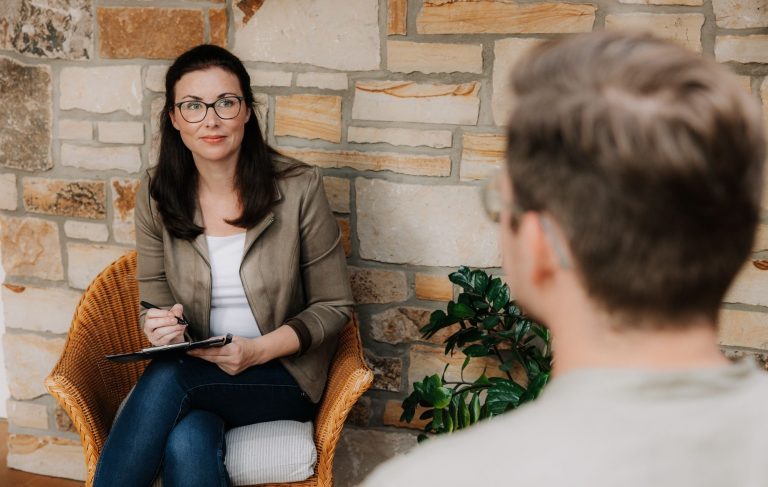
(187, 336, 265, 375)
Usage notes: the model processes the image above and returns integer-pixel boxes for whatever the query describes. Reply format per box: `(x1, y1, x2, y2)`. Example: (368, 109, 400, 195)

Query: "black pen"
(140, 300, 190, 326)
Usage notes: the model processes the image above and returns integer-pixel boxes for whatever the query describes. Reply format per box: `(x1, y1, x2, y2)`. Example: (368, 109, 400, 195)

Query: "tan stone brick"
(415, 273, 453, 301)
(605, 13, 704, 53)
(60, 65, 142, 115)
(98, 121, 144, 144)
(713, 0, 768, 29)
(61, 144, 141, 173)
(58, 120, 92, 140)
(275, 94, 342, 143)
(98, 7, 204, 59)
(247, 68, 292, 87)
(2, 283, 81, 334)
(387, 40, 483, 74)
(349, 267, 408, 304)
(7, 434, 86, 481)
(755, 224, 768, 252)
(461, 133, 505, 181)
(323, 177, 350, 213)
(348, 126, 452, 149)
(7, 400, 48, 430)
(352, 80, 480, 125)
(67, 243, 130, 289)
(296, 72, 348, 90)
(383, 399, 429, 430)
(416, 1, 596, 34)
(0, 216, 63, 280)
(719, 308, 768, 349)
(388, 0, 407, 35)
(619, 0, 701, 4)
(112, 178, 140, 244)
(493, 38, 542, 126)
(338, 217, 352, 257)
(0, 173, 17, 210)
(278, 147, 451, 177)
(64, 221, 109, 242)
(725, 261, 768, 307)
(23, 178, 106, 219)
(4, 334, 65, 400)
(408, 343, 522, 389)
(210, 7, 228, 47)
(370, 306, 456, 345)
(145, 65, 169, 92)
(356, 179, 501, 267)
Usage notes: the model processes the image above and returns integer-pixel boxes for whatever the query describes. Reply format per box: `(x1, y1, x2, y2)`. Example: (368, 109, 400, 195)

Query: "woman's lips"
(201, 136, 225, 143)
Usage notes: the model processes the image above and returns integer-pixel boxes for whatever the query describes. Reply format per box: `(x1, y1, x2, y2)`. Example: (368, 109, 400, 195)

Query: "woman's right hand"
(143, 303, 187, 346)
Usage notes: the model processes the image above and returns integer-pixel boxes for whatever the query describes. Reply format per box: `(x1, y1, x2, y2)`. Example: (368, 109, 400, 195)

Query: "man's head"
(500, 31, 765, 327)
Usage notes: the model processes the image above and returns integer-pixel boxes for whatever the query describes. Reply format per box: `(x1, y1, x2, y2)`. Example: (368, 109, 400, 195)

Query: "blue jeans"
(93, 356, 316, 487)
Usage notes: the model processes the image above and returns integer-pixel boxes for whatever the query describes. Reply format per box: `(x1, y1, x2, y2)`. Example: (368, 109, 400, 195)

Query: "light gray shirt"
(361, 360, 768, 487)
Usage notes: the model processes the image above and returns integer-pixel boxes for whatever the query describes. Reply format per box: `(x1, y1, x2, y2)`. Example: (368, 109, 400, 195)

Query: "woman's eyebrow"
(177, 92, 239, 101)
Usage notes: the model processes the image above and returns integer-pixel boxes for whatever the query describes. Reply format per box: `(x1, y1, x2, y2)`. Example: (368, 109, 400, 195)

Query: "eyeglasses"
(174, 96, 244, 123)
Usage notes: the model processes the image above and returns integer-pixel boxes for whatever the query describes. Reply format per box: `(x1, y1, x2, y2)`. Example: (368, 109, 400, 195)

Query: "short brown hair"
(505, 31, 765, 323)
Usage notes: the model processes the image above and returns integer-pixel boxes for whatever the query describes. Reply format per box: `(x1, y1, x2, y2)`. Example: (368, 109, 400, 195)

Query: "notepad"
(106, 334, 233, 363)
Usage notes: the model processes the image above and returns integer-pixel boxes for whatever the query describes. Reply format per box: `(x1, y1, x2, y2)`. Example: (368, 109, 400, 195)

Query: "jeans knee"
(164, 410, 224, 468)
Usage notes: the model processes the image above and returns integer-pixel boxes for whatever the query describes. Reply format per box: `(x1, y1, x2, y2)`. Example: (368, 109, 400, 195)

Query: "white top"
(206, 233, 261, 338)
(362, 360, 768, 487)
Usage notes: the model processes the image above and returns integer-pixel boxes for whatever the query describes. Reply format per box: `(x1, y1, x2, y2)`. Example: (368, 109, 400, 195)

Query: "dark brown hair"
(505, 31, 765, 323)
(152, 44, 303, 240)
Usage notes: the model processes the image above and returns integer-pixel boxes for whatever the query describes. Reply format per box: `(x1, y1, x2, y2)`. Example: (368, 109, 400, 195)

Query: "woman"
(93, 44, 354, 487)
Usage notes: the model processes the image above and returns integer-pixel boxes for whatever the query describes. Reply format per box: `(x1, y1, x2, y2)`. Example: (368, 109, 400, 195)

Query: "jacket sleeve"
(285, 167, 354, 354)
(134, 173, 176, 332)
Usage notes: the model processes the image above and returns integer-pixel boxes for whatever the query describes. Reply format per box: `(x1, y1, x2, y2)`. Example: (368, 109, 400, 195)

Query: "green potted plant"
(401, 266, 552, 441)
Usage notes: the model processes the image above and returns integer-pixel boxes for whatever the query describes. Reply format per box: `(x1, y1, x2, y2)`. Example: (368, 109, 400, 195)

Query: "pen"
(140, 300, 189, 326)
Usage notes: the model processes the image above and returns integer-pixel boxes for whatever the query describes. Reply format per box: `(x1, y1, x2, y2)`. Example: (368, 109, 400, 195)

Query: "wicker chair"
(46, 250, 373, 487)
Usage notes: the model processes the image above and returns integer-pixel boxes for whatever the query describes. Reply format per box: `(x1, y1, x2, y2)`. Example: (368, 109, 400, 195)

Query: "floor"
(0, 420, 84, 487)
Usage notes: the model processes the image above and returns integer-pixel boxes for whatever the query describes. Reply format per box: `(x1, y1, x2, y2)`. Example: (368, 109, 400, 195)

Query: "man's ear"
(518, 212, 561, 286)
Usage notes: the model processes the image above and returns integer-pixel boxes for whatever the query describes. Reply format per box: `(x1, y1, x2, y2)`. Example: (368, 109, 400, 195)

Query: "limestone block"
(387, 40, 483, 74)
(416, 1, 596, 34)
(0, 216, 63, 280)
(61, 144, 141, 173)
(716, 35, 768, 63)
(409, 343, 522, 389)
(349, 266, 408, 304)
(58, 120, 92, 140)
(4, 334, 65, 400)
(348, 127, 452, 149)
(356, 179, 501, 267)
(97, 7, 204, 59)
(719, 308, 768, 349)
(352, 80, 480, 125)
(296, 72, 348, 90)
(275, 94, 342, 143)
(279, 147, 451, 177)
(460, 133, 506, 181)
(7, 400, 48, 430)
(23, 178, 106, 219)
(145, 65, 169, 92)
(60, 65, 142, 115)
(605, 13, 704, 52)
(620, 0, 701, 4)
(364, 350, 402, 391)
(383, 400, 429, 430)
(387, 0, 407, 35)
(713, 0, 768, 28)
(0, 173, 17, 210)
(370, 307, 455, 345)
(492, 38, 542, 126)
(64, 221, 109, 242)
(754, 224, 768, 252)
(7, 434, 86, 481)
(98, 121, 145, 144)
(725, 261, 768, 307)
(247, 69, 293, 87)
(0, 57, 52, 172)
(67, 243, 130, 289)
(323, 177, 350, 213)
(415, 273, 454, 301)
(210, 7, 228, 47)
(333, 428, 416, 487)
(2, 283, 81, 334)
(112, 178, 140, 244)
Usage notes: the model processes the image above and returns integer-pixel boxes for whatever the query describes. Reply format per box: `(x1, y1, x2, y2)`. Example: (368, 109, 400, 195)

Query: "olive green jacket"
(134, 157, 354, 402)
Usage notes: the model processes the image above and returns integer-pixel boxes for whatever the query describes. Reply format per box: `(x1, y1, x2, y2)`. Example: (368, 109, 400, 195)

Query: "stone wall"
(0, 0, 766, 484)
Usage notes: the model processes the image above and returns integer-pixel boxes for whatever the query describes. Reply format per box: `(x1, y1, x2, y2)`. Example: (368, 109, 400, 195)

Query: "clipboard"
(106, 333, 233, 363)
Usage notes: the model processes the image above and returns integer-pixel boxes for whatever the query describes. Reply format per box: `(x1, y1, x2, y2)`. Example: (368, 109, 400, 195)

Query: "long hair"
(152, 44, 296, 240)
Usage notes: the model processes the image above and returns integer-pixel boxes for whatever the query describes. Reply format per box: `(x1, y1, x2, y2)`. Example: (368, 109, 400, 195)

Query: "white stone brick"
(387, 40, 483, 74)
(149, 95, 164, 167)
(296, 72, 348, 90)
(7, 400, 48, 430)
(61, 144, 141, 173)
(713, 0, 768, 29)
(719, 308, 768, 349)
(64, 220, 109, 242)
(60, 65, 142, 115)
(66, 243, 131, 290)
(3, 334, 65, 400)
(716, 35, 768, 64)
(493, 38, 542, 126)
(233, 0, 380, 71)
(0, 173, 17, 210)
(57, 120, 92, 140)
(348, 126, 452, 149)
(725, 262, 768, 307)
(619, 0, 702, 4)
(2, 284, 81, 334)
(98, 121, 145, 144)
(247, 69, 293, 87)
(605, 13, 704, 53)
(352, 81, 480, 125)
(145, 65, 169, 92)
(356, 178, 501, 267)
(7, 434, 86, 481)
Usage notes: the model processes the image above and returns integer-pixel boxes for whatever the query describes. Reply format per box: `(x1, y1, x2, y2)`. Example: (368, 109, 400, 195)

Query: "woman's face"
(169, 67, 251, 168)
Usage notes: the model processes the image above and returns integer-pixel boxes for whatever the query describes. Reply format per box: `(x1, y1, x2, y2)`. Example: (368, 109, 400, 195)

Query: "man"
(361, 31, 768, 486)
